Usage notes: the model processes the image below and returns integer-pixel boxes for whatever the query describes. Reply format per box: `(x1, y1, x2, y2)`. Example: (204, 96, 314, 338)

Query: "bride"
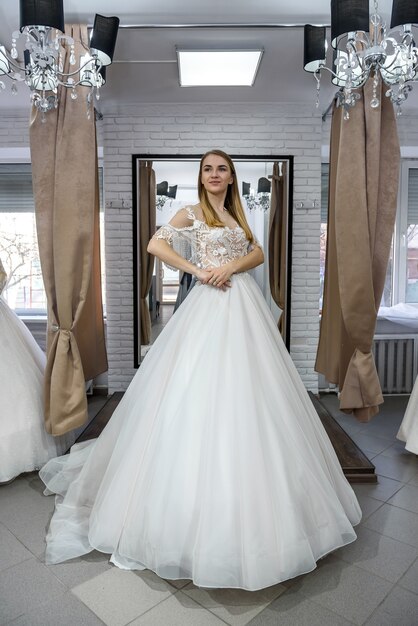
(40, 150, 361, 591)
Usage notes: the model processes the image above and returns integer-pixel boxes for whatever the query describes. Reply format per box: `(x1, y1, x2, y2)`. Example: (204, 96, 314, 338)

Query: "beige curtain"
(139, 161, 156, 345)
(316, 79, 400, 422)
(30, 24, 107, 435)
(269, 161, 288, 337)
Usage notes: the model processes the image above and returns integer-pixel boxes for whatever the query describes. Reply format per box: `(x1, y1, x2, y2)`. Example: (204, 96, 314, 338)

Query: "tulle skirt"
(0, 297, 70, 482)
(40, 273, 361, 590)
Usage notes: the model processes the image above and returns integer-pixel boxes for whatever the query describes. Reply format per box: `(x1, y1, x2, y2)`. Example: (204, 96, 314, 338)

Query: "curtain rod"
(87, 23, 330, 30)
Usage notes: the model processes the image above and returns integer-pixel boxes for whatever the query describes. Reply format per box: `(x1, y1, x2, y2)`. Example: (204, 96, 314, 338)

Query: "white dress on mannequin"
(40, 207, 361, 590)
(397, 382, 418, 454)
(0, 259, 70, 483)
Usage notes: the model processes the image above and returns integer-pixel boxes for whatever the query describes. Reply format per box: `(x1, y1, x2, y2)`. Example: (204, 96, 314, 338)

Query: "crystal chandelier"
(0, 1, 119, 114)
(304, 0, 418, 117)
(242, 178, 271, 212)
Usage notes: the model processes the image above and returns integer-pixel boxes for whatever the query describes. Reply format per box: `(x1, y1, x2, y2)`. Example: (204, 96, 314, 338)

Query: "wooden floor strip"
(76, 392, 124, 443)
(309, 392, 377, 483)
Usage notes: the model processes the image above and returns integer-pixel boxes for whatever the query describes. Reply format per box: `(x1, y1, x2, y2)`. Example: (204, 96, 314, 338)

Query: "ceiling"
(1, 0, 417, 115)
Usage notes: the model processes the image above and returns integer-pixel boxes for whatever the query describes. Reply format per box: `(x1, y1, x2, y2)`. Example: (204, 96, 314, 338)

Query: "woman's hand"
(195, 267, 232, 291)
(195, 268, 212, 284)
(207, 262, 235, 289)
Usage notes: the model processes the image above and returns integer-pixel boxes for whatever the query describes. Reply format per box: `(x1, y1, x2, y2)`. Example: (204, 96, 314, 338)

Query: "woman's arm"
(147, 237, 200, 277)
(230, 245, 264, 274)
(147, 208, 218, 286)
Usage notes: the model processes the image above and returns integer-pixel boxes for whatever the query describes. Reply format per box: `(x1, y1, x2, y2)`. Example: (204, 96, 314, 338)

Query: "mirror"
(133, 154, 293, 367)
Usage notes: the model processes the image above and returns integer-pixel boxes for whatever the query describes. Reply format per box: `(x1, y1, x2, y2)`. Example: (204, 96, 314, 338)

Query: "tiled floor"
(0, 395, 417, 625)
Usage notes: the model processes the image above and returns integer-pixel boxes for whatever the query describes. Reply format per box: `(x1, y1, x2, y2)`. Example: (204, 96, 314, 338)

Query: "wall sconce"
(156, 181, 177, 209)
(242, 178, 271, 211)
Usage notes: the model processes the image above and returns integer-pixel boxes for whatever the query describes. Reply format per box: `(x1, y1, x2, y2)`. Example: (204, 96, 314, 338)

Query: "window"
(320, 163, 329, 311)
(0, 164, 44, 313)
(0, 164, 105, 316)
(320, 160, 418, 310)
(394, 161, 418, 306)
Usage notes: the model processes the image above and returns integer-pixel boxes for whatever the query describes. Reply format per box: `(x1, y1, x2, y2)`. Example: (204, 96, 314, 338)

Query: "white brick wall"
(102, 103, 323, 392)
(0, 115, 30, 147)
(5, 103, 416, 395)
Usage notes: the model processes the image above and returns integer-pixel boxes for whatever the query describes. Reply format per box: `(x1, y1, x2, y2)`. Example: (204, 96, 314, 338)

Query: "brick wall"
(2, 105, 417, 395)
(102, 103, 323, 392)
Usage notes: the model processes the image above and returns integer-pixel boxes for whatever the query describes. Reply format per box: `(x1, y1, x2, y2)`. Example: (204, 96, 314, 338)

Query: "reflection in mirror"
(133, 155, 293, 367)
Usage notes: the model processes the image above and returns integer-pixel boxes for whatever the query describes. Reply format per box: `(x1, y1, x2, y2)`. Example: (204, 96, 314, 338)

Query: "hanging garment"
(398, 382, 418, 454)
(0, 259, 70, 483)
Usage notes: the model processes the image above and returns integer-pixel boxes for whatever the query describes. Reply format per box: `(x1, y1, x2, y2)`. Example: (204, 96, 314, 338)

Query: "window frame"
(0, 153, 105, 319)
(393, 159, 418, 307)
(320, 159, 418, 310)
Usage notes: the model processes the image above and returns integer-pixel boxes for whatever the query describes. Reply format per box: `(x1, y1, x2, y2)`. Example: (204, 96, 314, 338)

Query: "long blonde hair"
(198, 150, 254, 243)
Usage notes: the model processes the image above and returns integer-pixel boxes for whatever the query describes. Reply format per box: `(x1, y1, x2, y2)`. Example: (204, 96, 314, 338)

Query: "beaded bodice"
(154, 206, 256, 269)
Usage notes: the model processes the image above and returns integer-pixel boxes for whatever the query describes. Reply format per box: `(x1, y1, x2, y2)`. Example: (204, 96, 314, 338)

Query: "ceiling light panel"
(177, 49, 263, 86)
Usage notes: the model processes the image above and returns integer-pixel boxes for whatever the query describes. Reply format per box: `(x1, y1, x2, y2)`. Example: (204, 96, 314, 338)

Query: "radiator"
(373, 335, 417, 394)
(318, 334, 418, 394)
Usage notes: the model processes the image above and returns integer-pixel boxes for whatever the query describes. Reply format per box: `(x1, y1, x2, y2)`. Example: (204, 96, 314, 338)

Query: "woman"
(0, 258, 69, 483)
(40, 150, 361, 590)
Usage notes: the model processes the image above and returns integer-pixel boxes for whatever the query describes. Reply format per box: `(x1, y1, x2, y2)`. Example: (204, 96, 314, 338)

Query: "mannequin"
(0, 258, 70, 483)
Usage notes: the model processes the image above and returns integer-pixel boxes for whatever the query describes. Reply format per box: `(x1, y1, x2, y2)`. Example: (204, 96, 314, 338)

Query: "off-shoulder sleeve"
(151, 207, 197, 270)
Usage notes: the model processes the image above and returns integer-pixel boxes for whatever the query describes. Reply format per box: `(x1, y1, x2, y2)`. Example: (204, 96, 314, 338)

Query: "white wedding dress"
(397, 381, 418, 454)
(40, 207, 361, 590)
(0, 260, 70, 483)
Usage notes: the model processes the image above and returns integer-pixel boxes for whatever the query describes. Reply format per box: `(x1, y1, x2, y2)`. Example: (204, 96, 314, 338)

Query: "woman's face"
(201, 154, 233, 196)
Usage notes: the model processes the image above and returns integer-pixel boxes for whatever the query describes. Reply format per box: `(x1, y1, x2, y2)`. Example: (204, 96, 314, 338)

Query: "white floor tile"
(387, 483, 418, 515)
(399, 557, 418, 595)
(290, 554, 392, 625)
(337, 525, 418, 583)
(248, 585, 354, 626)
(182, 582, 286, 625)
(364, 503, 418, 548)
(366, 585, 418, 626)
(0, 523, 33, 573)
(0, 558, 66, 624)
(71, 567, 174, 626)
(130, 592, 226, 625)
(9, 591, 104, 626)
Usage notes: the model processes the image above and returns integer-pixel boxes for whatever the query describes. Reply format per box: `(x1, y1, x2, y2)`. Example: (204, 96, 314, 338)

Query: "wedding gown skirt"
(397, 381, 418, 454)
(0, 297, 70, 482)
(40, 273, 361, 590)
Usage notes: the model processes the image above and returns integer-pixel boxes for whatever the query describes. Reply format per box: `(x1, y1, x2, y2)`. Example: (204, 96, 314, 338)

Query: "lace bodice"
(154, 206, 258, 270)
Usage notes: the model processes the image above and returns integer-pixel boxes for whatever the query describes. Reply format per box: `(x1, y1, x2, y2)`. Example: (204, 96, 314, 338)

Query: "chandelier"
(304, 0, 418, 117)
(0, 1, 119, 115)
(242, 178, 271, 212)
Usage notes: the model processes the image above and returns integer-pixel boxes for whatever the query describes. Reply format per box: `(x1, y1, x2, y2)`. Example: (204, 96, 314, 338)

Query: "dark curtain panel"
(139, 161, 156, 345)
(268, 161, 288, 336)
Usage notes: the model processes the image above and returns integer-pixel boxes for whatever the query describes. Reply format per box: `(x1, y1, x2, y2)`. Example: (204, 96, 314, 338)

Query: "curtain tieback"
(50, 324, 73, 335)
